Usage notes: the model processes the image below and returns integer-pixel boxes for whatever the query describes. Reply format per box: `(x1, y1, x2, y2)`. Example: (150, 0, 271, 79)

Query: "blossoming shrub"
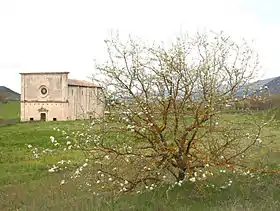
(27, 31, 279, 196)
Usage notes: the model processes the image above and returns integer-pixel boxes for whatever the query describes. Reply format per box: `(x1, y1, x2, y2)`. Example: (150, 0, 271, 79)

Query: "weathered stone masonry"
(20, 72, 104, 121)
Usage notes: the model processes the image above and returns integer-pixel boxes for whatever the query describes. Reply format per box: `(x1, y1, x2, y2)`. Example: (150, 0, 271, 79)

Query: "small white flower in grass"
(48, 168, 55, 173)
(83, 163, 88, 167)
(96, 180, 100, 184)
(150, 187, 154, 190)
(124, 180, 128, 185)
(108, 178, 112, 181)
(113, 167, 117, 171)
(178, 180, 183, 186)
(202, 174, 206, 178)
(189, 177, 196, 182)
(205, 164, 209, 167)
(221, 155, 224, 159)
(97, 171, 101, 174)
(194, 172, 197, 177)
(66, 141, 71, 145)
(101, 174, 104, 177)
(163, 175, 166, 179)
(105, 155, 110, 160)
(60, 180, 65, 185)
(27, 144, 32, 148)
(50, 136, 55, 143)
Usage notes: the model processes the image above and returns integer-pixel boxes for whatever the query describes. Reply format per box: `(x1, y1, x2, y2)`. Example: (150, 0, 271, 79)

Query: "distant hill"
(236, 76, 280, 96)
(0, 86, 20, 101)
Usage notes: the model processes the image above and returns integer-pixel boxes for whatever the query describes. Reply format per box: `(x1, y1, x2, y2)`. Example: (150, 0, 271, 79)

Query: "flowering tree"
(31, 31, 274, 194)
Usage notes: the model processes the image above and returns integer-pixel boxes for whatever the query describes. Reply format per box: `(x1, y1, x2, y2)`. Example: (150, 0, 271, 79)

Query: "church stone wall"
(20, 72, 105, 122)
(67, 86, 105, 120)
(21, 102, 68, 121)
(21, 72, 68, 102)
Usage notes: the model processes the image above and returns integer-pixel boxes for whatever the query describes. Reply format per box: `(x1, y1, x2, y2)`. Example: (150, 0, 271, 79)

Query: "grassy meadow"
(0, 101, 20, 120)
(1, 103, 280, 210)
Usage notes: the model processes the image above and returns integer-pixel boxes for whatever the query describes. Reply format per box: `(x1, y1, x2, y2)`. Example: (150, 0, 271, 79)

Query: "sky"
(0, 0, 279, 93)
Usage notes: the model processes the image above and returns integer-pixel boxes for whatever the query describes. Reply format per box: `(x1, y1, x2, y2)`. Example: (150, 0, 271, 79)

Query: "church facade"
(20, 72, 104, 121)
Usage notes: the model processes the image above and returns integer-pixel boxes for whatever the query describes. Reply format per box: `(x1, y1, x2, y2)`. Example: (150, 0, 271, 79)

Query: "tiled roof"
(68, 79, 100, 88)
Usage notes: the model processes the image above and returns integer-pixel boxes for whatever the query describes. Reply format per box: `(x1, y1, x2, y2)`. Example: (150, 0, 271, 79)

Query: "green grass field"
(0, 101, 20, 120)
(1, 109, 280, 210)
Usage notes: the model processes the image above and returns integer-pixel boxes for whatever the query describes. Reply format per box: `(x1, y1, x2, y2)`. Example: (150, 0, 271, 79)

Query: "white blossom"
(50, 136, 55, 143)
(189, 177, 196, 182)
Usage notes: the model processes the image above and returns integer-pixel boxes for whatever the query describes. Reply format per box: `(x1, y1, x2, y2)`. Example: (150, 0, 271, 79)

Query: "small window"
(41, 87, 48, 95)
(30, 118, 34, 121)
(53, 118, 57, 121)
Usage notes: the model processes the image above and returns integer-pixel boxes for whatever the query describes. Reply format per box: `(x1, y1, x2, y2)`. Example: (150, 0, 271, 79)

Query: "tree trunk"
(178, 169, 186, 181)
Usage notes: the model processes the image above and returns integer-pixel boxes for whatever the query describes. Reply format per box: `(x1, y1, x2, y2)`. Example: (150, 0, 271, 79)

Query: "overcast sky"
(0, 0, 279, 93)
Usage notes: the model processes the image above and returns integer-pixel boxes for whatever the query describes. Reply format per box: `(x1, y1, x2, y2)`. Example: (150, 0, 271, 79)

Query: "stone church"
(20, 72, 105, 121)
